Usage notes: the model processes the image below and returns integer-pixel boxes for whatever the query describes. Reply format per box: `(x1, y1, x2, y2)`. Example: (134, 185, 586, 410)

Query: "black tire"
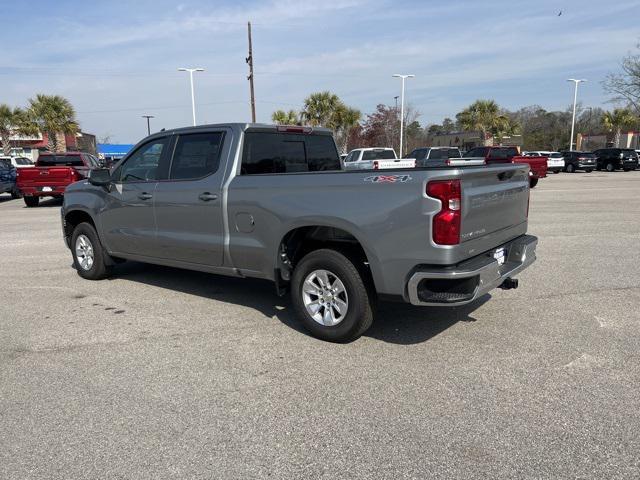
(529, 177, 538, 188)
(566, 163, 575, 173)
(606, 163, 615, 172)
(11, 188, 22, 199)
(623, 168, 630, 172)
(553, 169, 560, 174)
(71, 222, 112, 280)
(291, 248, 375, 342)
(23, 196, 39, 207)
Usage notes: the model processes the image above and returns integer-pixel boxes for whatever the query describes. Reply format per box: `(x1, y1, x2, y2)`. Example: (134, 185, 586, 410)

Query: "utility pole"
(246, 21, 256, 123)
(142, 115, 154, 136)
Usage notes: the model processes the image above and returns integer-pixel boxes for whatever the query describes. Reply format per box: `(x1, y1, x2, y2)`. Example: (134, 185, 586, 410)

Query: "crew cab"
(593, 148, 639, 172)
(463, 146, 547, 187)
(62, 124, 537, 342)
(17, 152, 100, 207)
(0, 158, 20, 199)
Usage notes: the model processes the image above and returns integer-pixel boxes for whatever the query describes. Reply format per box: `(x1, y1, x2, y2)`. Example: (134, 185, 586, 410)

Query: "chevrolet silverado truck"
(463, 146, 547, 188)
(17, 152, 99, 207)
(61, 124, 537, 342)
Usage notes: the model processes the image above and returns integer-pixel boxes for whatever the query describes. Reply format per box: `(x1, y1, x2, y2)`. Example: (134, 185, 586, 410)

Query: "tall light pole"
(178, 67, 205, 126)
(141, 115, 154, 136)
(567, 78, 586, 150)
(392, 74, 414, 157)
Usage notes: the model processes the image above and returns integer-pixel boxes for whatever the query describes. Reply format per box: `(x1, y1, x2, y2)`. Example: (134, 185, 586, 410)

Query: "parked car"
(62, 123, 537, 342)
(405, 147, 485, 167)
(343, 147, 397, 170)
(524, 151, 564, 174)
(0, 156, 34, 169)
(0, 158, 20, 198)
(463, 146, 547, 187)
(17, 152, 100, 207)
(559, 151, 596, 173)
(593, 148, 639, 172)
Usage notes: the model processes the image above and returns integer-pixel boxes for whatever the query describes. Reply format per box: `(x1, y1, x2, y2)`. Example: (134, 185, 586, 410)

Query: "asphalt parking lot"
(1, 172, 639, 479)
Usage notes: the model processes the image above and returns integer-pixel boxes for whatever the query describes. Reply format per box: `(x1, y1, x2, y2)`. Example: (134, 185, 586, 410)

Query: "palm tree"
(301, 91, 342, 127)
(332, 105, 361, 153)
(271, 109, 300, 125)
(456, 99, 514, 143)
(27, 94, 79, 152)
(0, 104, 38, 155)
(602, 108, 637, 147)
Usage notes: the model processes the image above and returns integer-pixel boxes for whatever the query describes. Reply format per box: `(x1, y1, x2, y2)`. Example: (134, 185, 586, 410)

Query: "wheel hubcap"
(302, 269, 348, 326)
(75, 234, 94, 271)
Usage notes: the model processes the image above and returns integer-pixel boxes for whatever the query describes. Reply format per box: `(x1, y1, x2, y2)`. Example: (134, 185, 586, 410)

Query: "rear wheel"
(71, 222, 112, 280)
(553, 169, 560, 174)
(23, 196, 39, 207)
(623, 168, 631, 172)
(606, 163, 615, 172)
(586, 169, 593, 173)
(291, 249, 374, 342)
(11, 188, 22, 199)
(566, 163, 575, 173)
(529, 177, 539, 188)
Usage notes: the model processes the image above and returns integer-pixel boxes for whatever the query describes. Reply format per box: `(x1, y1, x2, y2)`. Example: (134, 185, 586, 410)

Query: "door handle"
(138, 192, 153, 200)
(199, 192, 218, 201)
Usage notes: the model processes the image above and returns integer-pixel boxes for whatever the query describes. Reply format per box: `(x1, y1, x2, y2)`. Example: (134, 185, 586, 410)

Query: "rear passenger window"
(170, 132, 224, 180)
(241, 132, 340, 174)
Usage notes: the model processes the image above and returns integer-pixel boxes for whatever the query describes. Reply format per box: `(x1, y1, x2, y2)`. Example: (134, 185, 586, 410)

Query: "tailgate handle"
(498, 171, 515, 181)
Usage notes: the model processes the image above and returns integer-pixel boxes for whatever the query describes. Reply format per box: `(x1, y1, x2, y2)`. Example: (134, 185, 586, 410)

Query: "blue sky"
(1, 0, 638, 143)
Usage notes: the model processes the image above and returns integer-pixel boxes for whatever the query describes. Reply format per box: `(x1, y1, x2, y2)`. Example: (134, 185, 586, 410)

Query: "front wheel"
(606, 163, 615, 172)
(23, 196, 39, 207)
(553, 169, 560, 174)
(529, 177, 539, 188)
(11, 188, 22, 199)
(623, 168, 631, 172)
(291, 249, 375, 342)
(71, 222, 112, 280)
(586, 169, 593, 173)
(566, 163, 575, 173)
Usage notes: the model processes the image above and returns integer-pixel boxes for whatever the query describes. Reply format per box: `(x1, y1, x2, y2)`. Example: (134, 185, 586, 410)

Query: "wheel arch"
(275, 220, 384, 294)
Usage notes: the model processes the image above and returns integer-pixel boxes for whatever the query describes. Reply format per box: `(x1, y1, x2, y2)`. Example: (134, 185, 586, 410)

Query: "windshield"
(37, 155, 84, 167)
(362, 150, 396, 160)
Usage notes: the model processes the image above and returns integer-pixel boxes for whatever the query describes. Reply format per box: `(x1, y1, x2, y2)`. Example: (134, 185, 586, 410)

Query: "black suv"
(560, 151, 596, 173)
(592, 148, 639, 172)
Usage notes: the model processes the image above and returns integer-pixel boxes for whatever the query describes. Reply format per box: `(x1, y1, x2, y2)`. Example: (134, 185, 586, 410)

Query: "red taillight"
(427, 179, 461, 245)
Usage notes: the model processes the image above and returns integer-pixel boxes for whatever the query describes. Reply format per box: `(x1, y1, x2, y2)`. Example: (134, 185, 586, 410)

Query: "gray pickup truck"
(61, 124, 537, 342)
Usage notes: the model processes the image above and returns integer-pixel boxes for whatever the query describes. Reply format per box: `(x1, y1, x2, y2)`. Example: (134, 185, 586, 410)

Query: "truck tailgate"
(460, 164, 529, 244)
(17, 167, 76, 187)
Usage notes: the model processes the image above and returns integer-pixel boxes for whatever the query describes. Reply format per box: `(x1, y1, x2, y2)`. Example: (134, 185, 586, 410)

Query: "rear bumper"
(19, 185, 67, 196)
(407, 234, 538, 306)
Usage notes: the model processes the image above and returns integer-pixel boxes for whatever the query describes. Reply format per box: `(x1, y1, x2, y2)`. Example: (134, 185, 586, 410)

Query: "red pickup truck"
(463, 146, 548, 187)
(17, 152, 99, 207)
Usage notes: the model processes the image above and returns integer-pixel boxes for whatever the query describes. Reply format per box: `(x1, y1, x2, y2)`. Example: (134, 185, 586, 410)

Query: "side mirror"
(88, 168, 112, 187)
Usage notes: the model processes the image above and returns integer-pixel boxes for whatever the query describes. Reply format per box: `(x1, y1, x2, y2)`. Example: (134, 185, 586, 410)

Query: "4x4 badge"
(364, 175, 412, 183)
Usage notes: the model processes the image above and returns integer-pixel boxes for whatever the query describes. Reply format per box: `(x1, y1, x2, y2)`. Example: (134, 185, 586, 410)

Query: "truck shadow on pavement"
(113, 262, 489, 345)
